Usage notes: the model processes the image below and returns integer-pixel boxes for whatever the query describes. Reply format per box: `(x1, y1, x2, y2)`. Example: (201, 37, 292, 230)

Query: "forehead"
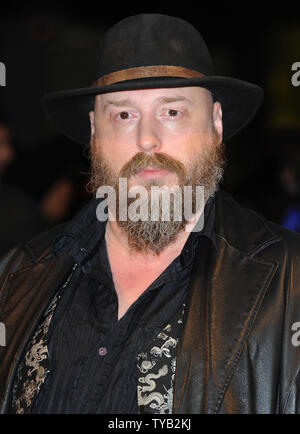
(95, 86, 213, 107)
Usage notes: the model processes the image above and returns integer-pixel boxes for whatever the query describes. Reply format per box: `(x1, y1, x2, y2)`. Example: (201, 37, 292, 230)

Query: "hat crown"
(95, 14, 214, 81)
(42, 13, 263, 145)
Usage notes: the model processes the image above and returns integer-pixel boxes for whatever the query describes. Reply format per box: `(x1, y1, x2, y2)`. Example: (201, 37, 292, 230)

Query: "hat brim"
(41, 75, 264, 144)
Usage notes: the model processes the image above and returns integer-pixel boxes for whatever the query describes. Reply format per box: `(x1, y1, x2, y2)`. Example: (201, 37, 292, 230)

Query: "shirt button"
(98, 347, 108, 356)
(37, 366, 45, 378)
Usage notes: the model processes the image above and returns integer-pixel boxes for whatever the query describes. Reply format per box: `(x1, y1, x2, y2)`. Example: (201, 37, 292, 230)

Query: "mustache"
(119, 152, 187, 180)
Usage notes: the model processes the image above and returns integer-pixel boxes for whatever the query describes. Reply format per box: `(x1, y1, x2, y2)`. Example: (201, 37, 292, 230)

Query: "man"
(1, 13, 300, 414)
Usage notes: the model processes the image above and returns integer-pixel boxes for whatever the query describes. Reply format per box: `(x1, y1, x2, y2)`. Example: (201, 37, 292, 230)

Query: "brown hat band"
(93, 65, 205, 86)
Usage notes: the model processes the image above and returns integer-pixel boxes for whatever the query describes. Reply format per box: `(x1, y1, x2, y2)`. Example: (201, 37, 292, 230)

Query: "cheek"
(94, 134, 137, 174)
(163, 130, 206, 160)
(95, 113, 137, 141)
(95, 114, 137, 146)
(162, 113, 212, 147)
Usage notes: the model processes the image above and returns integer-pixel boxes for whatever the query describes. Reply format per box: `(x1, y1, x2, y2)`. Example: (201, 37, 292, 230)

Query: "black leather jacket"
(1, 190, 300, 413)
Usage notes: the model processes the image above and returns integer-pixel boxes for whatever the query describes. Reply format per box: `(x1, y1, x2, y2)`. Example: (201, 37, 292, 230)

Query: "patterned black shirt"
(13, 196, 216, 414)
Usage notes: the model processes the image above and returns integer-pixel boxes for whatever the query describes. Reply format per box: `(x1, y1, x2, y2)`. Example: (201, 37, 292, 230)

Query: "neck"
(104, 213, 202, 320)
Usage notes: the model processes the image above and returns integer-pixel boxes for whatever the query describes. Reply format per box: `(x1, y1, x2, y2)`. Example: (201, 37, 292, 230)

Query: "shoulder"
(0, 221, 68, 284)
(215, 189, 300, 260)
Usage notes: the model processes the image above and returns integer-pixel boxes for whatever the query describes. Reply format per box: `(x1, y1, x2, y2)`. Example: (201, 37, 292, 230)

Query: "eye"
(117, 111, 131, 120)
(166, 109, 180, 117)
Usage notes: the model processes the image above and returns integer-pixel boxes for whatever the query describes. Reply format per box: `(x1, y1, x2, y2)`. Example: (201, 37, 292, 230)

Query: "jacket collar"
(23, 189, 279, 262)
(173, 189, 282, 413)
(51, 194, 217, 270)
(214, 189, 281, 256)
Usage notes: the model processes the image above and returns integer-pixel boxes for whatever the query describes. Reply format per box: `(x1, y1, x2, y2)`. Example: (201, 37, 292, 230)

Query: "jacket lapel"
(173, 191, 281, 413)
(0, 250, 74, 413)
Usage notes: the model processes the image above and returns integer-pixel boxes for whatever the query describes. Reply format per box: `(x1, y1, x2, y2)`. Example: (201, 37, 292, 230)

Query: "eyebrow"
(156, 96, 192, 104)
(104, 98, 132, 108)
(103, 95, 192, 109)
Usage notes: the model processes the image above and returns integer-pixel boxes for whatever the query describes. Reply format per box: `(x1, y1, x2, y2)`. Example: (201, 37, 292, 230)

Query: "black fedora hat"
(42, 13, 264, 144)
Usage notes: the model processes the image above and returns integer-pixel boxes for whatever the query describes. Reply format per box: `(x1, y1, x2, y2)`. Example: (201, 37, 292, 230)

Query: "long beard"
(88, 133, 225, 254)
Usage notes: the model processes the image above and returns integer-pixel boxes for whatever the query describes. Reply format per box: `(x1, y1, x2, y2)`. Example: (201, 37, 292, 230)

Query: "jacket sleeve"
(277, 227, 300, 414)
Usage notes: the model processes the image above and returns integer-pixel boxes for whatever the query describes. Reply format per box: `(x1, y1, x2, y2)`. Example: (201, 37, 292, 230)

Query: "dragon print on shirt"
(137, 305, 185, 414)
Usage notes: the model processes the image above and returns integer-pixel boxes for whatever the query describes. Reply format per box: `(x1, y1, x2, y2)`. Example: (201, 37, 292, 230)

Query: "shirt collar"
(179, 195, 216, 267)
(52, 194, 216, 270)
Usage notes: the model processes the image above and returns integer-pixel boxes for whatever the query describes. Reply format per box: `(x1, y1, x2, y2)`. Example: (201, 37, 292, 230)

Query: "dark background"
(0, 2, 300, 254)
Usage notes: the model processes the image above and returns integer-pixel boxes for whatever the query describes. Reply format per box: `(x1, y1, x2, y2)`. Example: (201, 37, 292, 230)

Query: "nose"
(136, 116, 162, 153)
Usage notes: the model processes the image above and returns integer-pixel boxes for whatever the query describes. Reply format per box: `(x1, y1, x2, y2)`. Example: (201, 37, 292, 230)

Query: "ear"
(89, 111, 95, 137)
(212, 102, 223, 139)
